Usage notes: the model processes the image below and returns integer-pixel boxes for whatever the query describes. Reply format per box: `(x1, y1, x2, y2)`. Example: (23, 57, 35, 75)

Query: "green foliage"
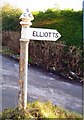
(1, 4, 82, 47)
(2, 101, 82, 119)
(32, 9, 82, 47)
(1, 3, 22, 31)
(2, 46, 13, 55)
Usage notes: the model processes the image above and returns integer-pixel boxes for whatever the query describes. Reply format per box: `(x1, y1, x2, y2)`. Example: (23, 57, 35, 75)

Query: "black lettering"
(53, 32, 56, 37)
(33, 31, 37, 37)
(44, 32, 48, 37)
(28, 13, 31, 17)
(26, 9, 29, 12)
(36, 31, 39, 37)
(39, 32, 44, 37)
(55, 33, 59, 38)
(23, 13, 26, 17)
(49, 32, 51, 37)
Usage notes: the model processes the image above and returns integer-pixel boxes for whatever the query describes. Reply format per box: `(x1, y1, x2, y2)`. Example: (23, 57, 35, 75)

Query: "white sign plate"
(21, 28, 61, 41)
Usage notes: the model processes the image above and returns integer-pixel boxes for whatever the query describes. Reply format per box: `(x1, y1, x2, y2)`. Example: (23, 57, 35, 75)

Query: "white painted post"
(18, 9, 34, 110)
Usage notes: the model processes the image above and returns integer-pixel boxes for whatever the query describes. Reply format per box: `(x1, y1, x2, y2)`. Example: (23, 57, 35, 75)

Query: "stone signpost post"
(18, 9, 34, 110)
(18, 8, 61, 110)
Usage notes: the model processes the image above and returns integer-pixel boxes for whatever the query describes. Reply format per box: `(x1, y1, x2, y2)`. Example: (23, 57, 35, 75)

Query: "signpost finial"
(19, 8, 34, 21)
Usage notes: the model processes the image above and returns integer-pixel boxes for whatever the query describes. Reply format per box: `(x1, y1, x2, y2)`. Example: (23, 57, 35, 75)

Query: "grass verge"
(1, 101, 83, 120)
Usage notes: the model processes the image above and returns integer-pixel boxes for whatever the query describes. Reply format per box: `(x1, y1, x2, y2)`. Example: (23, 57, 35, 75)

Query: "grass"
(2, 46, 13, 55)
(1, 101, 83, 120)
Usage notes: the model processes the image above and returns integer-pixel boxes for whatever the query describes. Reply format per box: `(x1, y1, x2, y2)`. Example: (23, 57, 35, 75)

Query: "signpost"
(18, 8, 61, 110)
(21, 27, 61, 41)
(18, 9, 34, 110)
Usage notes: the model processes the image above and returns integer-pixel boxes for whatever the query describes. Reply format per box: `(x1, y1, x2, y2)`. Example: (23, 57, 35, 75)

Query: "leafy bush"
(1, 3, 22, 31)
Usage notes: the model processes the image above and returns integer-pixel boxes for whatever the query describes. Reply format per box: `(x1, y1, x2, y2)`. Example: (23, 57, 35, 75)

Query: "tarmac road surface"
(0, 54, 83, 114)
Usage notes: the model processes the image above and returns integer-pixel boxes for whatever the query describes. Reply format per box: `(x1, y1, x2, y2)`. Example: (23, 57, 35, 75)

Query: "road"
(0, 54, 83, 114)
